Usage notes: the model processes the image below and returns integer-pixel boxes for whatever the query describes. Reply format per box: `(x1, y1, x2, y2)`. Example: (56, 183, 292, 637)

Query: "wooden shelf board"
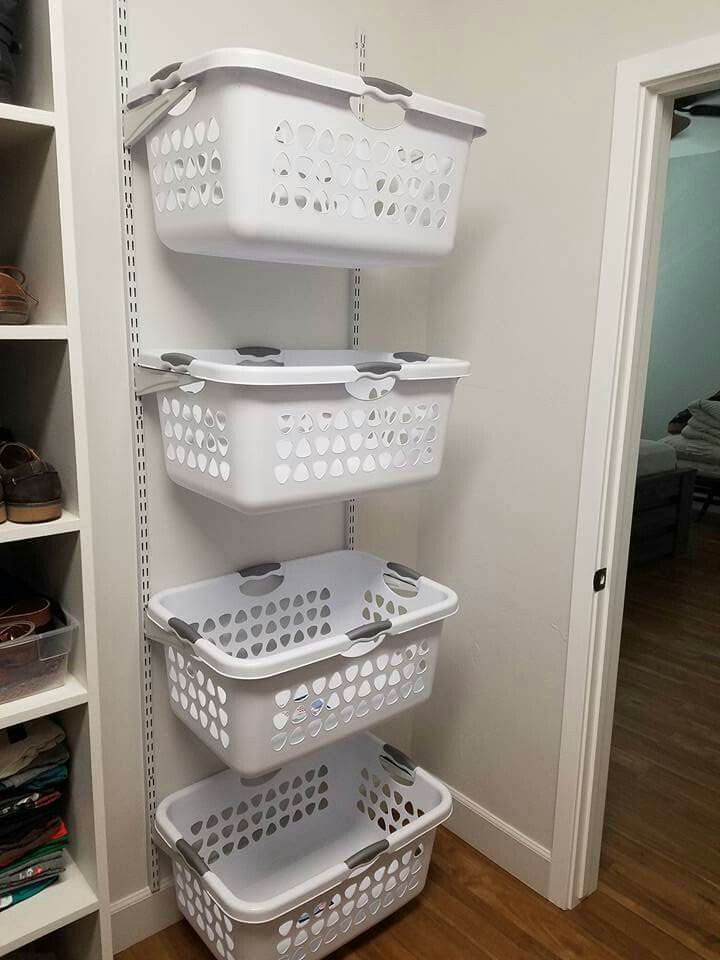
(0, 674, 88, 731)
(0, 102, 55, 127)
(0, 511, 81, 545)
(0, 324, 68, 341)
(0, 855, 98, 956)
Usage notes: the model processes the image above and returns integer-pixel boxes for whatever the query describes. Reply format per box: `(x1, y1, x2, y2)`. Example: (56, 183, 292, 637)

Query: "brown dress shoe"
(0, 443, 62, 523)
(0, 267, 38, 324)
(0, 478, 5, 523)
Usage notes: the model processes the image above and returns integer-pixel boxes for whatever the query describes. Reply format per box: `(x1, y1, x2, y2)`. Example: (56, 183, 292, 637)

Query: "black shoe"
(0, 0, 21, 104)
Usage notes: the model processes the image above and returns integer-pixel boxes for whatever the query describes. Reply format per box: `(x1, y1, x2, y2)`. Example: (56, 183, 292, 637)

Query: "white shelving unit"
(0, 1, 111, 956)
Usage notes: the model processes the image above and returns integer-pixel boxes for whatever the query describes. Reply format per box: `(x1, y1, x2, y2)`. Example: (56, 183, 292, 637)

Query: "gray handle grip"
(238, 561, 282, 579)
(382, 743, 416, 772)
(393, 351, 430, 363)
(150, 61, 183, 82)
(355, 362, 402, 376)
(176, 839, 208, 876)
(347, 619, 392, 642)
(386, 561, 421, 581)
(346, 839, 389, 870)
(362, 76, 413, 99)
(167, 617, 201, 643)
(160, 352, 195, 368)
(236, 346, 282, 357)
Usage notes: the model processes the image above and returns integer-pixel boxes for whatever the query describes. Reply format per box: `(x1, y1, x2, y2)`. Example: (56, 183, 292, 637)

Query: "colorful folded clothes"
(0, 744, 69, 793)
(0, 838, 67, 885)
(0, 787, 62, 820)
(0, 875, 59, 911)
(0, 718, 70, 911)
(0, 719, 65, 779)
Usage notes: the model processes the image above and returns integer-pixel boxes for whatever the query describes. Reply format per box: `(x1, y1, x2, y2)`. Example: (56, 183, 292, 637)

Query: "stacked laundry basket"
(127, 47, 485, 960)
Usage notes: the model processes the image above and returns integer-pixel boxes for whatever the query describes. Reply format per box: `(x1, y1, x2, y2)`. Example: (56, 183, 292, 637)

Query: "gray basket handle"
(361, 76, 413, 102)
(237, 561, 282, 579)
(176, 839, 209, 876)
(160, 352, 196, 369)
(236, 346, 282, 358)
(392, 351, 429, 363)
(346, 839, 389, 871)
(167, 617, 201, 644)
(347, 619, 392, 642)
(386, 561, 421, 582)
(354, 361, 402, 377)
(379, 744, 417, 786)
(150, 61, 184, 82)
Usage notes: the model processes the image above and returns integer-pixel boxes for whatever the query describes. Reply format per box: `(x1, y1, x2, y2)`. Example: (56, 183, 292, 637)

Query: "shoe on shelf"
(0, 267, 38, 325)
(0, 477, 5, 523)
(0, 442, 62, 523)
(0, 0, 20, 104)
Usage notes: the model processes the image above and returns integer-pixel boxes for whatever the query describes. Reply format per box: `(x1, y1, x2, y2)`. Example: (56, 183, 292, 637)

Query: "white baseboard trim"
(111, 876, 180, 954)
(447, 785, 552, 897)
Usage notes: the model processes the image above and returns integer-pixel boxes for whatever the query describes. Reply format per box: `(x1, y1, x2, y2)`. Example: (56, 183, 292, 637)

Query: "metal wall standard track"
(345, 27, 366, 551)
(116, 0, 160, 893)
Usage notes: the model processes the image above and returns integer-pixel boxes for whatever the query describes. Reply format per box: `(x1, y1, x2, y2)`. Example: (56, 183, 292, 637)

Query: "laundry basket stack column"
(126, 45, 485, 960)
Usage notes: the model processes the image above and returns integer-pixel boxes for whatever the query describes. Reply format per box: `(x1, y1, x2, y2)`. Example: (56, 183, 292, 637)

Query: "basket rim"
(154, 732, 453, 924)
(127, 46, 487, 138)
(146, 549, 458, 680)
(138, 348, 470, 387)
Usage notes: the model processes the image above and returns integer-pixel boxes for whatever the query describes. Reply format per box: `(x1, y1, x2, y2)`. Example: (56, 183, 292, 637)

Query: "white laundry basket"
(154, 733, 452, 960)
(124, 49, 486, 267)
(136, 348, 469, 514)
(146, 550, 457, 776)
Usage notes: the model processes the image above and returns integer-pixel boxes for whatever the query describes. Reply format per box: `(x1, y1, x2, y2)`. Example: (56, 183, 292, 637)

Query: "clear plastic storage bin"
(136, 347, 469, 514)
(0, 612, 78, 705)
(125, 48, 486, 267)
(154, 733, 452, 960)
(146, 550, 457, 776)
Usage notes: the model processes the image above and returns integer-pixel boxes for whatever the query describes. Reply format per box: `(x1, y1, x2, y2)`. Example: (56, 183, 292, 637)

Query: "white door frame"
(548, 33, 720, 909)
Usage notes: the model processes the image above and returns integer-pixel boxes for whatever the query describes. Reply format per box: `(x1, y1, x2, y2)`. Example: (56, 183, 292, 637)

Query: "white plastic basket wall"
(146, 550, 457, 776)
(137, 348, 469, 514)
(125, 49, 486, 267)
(154, 734, 452, 960)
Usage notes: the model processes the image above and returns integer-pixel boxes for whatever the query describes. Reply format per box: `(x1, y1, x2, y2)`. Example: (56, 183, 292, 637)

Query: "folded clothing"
(0, 743, 69, 792)
(0, 787, 62, 821)
(0, 837, 68, 883)
(0, 875, 59, 911)
(0, 854, 65, 893)
(0, 720, 65, 779)
(0, 814, 67, 869)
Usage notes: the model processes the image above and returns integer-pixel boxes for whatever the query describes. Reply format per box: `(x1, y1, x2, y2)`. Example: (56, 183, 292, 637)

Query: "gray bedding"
(637, 439, 677, 477)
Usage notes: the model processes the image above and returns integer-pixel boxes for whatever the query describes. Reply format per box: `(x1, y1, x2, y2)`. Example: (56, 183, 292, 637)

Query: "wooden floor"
(118, 518, 720, 960)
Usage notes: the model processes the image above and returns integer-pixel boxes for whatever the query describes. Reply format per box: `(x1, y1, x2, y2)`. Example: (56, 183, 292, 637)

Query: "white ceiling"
(671, 91, 720, 158)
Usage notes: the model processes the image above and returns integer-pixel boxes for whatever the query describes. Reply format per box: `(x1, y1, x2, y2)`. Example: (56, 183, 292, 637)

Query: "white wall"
(404, 0, 720, 882)
(642, 152, 720, 439)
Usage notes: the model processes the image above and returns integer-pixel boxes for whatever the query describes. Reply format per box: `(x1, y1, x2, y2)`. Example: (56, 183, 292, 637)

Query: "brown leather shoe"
(0, 267, 38, 324)
(0, 478, 5, 523)
(0, 443, 62, 522)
